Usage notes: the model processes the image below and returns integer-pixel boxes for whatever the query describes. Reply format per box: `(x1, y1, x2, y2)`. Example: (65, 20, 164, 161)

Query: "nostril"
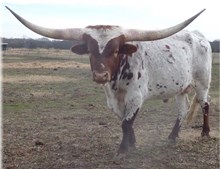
(104, 72, 110, 81)
(93, 71, 98, 80)
(104, 72, 108, 78)
(92, 71, 110, 83)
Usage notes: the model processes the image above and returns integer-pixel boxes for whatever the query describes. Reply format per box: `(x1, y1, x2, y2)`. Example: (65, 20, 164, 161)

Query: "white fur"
(103, 30, 212, 121)
(85, 27, 124, 54)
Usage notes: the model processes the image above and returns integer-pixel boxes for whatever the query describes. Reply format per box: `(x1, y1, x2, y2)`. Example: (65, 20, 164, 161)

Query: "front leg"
(128, 127, 136, 148)
(117, 120, 130, 155)
(116, 112, 138, 158)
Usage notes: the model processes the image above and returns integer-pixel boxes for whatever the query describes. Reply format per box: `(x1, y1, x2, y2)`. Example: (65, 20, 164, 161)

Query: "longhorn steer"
(7, 7, 212, 159)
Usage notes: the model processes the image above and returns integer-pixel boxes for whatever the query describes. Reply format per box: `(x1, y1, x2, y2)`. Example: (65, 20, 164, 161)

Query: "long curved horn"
(6, 6, 84, 41)
(124, 9, 206, 42)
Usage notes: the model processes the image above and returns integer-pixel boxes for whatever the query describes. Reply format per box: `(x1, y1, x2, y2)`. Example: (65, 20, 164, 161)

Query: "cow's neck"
(108, 54, 131, 91)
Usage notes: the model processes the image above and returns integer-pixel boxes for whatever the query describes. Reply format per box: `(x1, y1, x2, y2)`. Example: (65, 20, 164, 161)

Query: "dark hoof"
(201, 126, 210, 137)
(168, 137, 177, 144)
(201, 131, 210, 138)
(168, 133, 179, 143)
(113, 152, 126, 163)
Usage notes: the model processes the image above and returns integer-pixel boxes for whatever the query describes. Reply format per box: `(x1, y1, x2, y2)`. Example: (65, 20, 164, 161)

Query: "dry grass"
(2, 49, 220, 169)
(3, 75, 76, 84)
(3, 60, 90, 69)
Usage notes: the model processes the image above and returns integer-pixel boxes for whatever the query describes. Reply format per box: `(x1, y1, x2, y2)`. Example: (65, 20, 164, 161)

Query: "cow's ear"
(71, 43, 89, 55)
(119, 44, 137, 55)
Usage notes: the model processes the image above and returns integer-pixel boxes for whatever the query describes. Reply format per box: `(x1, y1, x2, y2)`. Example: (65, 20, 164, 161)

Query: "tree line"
(210, 40, 220, 53)
(2, 37, 220, 52)
(2, 37, 78, 50)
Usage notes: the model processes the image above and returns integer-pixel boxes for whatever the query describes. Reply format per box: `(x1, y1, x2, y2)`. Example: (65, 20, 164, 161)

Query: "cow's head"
(6, 6, 205, 84)
(71, 26, 137, 84)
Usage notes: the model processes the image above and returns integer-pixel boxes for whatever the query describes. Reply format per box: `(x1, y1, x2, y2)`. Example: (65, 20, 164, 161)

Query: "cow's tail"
(186, 94, 200, 125)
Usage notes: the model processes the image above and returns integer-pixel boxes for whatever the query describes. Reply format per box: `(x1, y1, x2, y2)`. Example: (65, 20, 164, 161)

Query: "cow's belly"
(145, 68, 192, 100)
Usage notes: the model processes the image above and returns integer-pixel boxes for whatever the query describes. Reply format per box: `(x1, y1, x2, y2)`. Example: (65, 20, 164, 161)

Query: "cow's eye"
(114, 50, 119, 54)
(113, 50, 119, 58)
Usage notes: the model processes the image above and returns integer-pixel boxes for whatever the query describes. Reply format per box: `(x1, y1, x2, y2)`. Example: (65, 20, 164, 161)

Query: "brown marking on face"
(83, 34, 126, 84)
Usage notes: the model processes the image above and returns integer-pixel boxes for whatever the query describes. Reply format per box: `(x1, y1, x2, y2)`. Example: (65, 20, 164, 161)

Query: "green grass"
(3, 103, 31, 112)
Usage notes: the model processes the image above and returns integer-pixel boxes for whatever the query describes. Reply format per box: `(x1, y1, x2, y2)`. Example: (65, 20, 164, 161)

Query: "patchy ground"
(2, 49, 220, 169)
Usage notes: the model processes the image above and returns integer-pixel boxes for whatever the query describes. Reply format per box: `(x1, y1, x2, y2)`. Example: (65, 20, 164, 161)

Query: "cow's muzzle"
(93, 71, 111, 84)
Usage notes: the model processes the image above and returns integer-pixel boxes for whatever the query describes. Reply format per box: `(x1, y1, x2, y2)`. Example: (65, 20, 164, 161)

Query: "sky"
(1, 0, 220, 41)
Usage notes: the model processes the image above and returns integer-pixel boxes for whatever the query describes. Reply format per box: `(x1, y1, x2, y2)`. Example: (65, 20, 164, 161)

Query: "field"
(2, 49, 220, 169)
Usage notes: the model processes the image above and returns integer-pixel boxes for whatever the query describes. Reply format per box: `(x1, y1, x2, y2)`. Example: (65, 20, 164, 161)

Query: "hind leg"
(193, 77, 211, 136)
(168, 93, 189, 141)
(201, 102, 210, 137)
(195, 90, 210, 137)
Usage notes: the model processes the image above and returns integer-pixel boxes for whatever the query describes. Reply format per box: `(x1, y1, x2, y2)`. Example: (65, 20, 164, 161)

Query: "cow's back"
(126, 30, 211, 100)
